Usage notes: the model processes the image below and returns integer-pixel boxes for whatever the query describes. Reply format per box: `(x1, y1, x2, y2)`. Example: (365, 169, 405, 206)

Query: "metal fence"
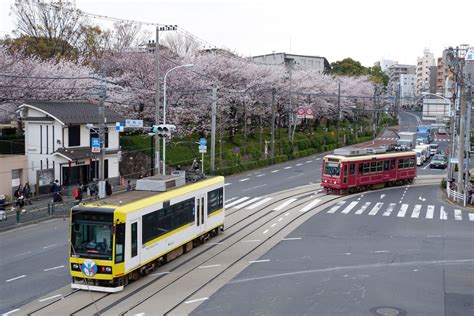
(446, 181, 466, 206)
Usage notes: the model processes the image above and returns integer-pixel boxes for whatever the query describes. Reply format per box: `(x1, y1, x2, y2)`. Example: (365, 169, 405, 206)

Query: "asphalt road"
(192, 185, 474, 316)
(0, 111, 454, 315)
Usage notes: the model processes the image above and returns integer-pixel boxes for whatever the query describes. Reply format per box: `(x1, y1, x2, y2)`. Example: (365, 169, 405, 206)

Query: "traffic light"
(152, 124, 176, 137)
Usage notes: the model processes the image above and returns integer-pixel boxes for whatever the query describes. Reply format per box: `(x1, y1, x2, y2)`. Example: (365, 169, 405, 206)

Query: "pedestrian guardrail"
(446, 182, 466, 206)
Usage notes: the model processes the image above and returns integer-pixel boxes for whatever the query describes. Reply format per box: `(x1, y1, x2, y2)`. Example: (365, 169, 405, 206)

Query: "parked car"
(430, 154, 448, 169)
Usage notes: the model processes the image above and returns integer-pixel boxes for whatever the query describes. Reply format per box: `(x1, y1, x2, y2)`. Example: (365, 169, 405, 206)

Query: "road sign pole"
(202, 152, 204, 174)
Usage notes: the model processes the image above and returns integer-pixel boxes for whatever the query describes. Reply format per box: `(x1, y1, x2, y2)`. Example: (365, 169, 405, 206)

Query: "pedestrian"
(23, 182, 32, 205)
(75, 183, 83, 202)
(192, 159, 199, 171)
(52, 180, 62, 203)
(126, 180, 132, 191)
(16, 190, 25, 211)
(89, 179, 97, 198)
(105, 180, 112, 196)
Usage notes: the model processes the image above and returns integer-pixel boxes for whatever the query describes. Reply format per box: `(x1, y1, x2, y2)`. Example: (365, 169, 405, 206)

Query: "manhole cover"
(376, 307, 400, 315)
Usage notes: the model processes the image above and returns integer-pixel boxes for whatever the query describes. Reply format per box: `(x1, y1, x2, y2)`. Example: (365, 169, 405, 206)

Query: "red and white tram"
(321, 147, 417, 194)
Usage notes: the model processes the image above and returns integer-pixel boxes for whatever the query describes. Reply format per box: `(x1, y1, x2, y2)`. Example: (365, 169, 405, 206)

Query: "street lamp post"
(162, 64, 193, 175)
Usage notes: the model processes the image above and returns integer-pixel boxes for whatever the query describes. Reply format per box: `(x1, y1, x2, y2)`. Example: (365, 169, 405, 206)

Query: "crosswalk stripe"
(454, 209, 462, 221)
(299, 199, 321, 213)
(355, 202, 371, 215)
(397, 204, 409, 217)
(383, 203, 396, 216)
(411, 205, 422, 218)
(327, 201, 346, 213)
(440, 206, 447, 220)
(233, 197, 261, 209)
(426, 205, 434, 219)
(368, 202, 384, 216)
(226, 197, 249, 208)
(246, 197, 272, 210)
(341, 201, 359, 214)
(469, 213, 474, 221)
(273, 198, 297, 211)
(225, 197, 238, 204)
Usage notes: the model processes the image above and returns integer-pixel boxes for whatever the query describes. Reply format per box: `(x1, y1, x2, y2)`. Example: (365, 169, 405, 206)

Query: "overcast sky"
(1, 0, 472, 66)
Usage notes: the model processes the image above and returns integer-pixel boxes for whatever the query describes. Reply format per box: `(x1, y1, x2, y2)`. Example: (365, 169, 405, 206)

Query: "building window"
(68, 125, 80, 147)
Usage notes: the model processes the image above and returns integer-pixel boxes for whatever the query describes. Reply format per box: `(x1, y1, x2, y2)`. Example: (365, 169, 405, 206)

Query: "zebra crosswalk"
(326, 200, 473, 223)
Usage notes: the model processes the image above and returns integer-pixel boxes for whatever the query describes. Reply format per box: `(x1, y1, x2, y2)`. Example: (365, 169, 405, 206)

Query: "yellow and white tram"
(70, 175, 225, 292)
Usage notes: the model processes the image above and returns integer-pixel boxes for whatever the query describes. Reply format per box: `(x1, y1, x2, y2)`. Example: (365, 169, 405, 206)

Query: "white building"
(400, 74, 416, 108)
(252, 52, 330, 74)
(416, 48, 436, 95)
(378, 59, 398, 73)
(18, 101, 123, 194)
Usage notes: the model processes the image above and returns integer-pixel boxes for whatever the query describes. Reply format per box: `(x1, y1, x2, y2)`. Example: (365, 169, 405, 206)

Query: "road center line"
(43, 265, 65, 272)
(372, 250, 389, 254)
(263, 229, 269, 234)
(271, 223, 276, 227)
(14, 251, 32, 257)
(42, 243, 57, 249)
(296, 163, 303, 166)
(271, 170, 280, 173)
(249, 259, 270, 263)
(239, 178, 250, 182)
(5, 275, 26, 283)
(38, 294, 62, 302)
(185, 297, 209, 304)
(256, 174, 266, 177)
(2, 309, 20, 316)
(282, 237, 302, 241)
(198, 264, 221, 269)
(242, 184, 267, 192)
(284, 166, 292, 169)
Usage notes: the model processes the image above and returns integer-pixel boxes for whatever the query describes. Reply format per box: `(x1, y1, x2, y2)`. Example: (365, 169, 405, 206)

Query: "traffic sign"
(305, 107, 314, 119)
(91, 138, 100, 153)
(296, 107, 306, 119)
(115, 122, 125, 132)
(198, 145, 207, 153)
(199, 138, 207, 146)
(125, 119, 143, 128)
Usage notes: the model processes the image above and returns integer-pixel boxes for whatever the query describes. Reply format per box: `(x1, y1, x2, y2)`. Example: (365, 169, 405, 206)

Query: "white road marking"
(423, 163, 430, 170)
(278, 217, 283, 221)
(427, 235, 443, 238)
(239, 178, 250, 182)
(282, 237, 302, 241)
(380, 194, 386, 199)
(383, 203, 396, 216)
(345, 253, 351, 255)
(43, 265, 65, 272)
(224, 183, 232, 186)
(397, 204, 409, 217)
(355, 202, 371, 215)
(371, 250, 389, 254)
(42, 243, 57, 249)
(368, 202, 384, 216)
(185, 297, 209, 304)
(327, 201, 346, 213)
(242, 184, 268, 192)
(426, 205, 434, 219)
(150, 272, 170, 276)
(273, 198, 297, 211)
(454, 209, 462, 221)
(256, 174, 266, 177)
(246, 197, 272, 210)
(411, 205, 422, 218)
(6, 275, 26, 283)
(284, 166, 292, 169)
(305, 160, 312, 163)
(249, 259, 270, 263)
(225, 197, 250, 208)
(242, 240, 260, 243)
(38, 294, 62, 302)
(440, 206, 447, 220)
(341, 201, 359, 214)
(271, 170, 280, 173)
(469, 213, 474, 221)
(233, 197, 261, 209)
(263, 229, 269, 234)
(271, 223, 276, 227)
(225, 197, 238, 204)
(299, 199, 321, 212)
(198, 264, 221, 269)
(285, 212, 290, 216)
(316, 158, 321, 161)
(14, 251, 32, 257)
(2, 309, 20, 316)
(296, 163, 303, 166)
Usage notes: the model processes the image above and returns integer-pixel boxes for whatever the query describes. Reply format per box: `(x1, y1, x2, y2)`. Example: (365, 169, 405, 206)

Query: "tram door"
(127, 220, 141, 271)
(196, 194, 206, 233)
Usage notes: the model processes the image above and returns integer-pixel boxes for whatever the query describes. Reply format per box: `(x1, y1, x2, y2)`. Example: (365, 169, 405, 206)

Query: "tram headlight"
(71, 263, 81, 271)
(105, 267, 112, 273)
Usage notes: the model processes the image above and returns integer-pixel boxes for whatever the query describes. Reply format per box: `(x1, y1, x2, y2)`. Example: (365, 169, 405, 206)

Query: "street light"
(162, 63, 193, 175)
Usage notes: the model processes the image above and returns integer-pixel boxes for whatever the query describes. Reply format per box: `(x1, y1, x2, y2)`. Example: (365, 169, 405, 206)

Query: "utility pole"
(285, 57, 294, 141)
(458, 73, 466, 196)
(336, 81, 341, 147)
(98, 74, 107, 198)
(210, 87, 217, 173)
(154, 26, 161, 176)
(271, 88, 276, 161)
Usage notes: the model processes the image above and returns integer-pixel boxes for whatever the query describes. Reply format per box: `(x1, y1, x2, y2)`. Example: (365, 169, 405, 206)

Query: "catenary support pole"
(210, 87, 217, 173)
(154, 27, 161, 175)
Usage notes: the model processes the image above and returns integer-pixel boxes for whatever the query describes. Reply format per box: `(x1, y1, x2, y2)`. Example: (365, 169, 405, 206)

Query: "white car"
(413, 149, 424, 166)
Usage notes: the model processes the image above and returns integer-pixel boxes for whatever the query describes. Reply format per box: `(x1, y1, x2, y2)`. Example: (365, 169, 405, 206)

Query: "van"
(413, 149, 424, 166)
(416, 144, 430, 161)
(429, 144, 439, 156)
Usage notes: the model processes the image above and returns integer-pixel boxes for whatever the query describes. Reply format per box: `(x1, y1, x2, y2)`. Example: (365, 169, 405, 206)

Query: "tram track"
(23, 185, 322, 316)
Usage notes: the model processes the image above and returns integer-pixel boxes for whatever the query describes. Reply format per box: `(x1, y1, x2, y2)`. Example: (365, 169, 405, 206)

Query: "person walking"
(105, 180, 112, 196)
(89, 179, 97, 198)
(75, 183, 83, 202)
(22, 182, 32, 205)
(126, 180, 132, 191)
(52, 180, 62, 203)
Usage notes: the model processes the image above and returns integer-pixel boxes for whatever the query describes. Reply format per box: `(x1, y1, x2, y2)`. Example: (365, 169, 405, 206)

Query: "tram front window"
(71, 211, 113, 260)
(324, 162, 340, 176)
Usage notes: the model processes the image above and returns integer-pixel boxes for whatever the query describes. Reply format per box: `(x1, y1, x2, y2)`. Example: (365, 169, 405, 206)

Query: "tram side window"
(358, 163, 363, 174)
(370, 161, 377, 173)
(398, 158, 411, 169)
(384, 160, 389, 171)
(350, 164, 355, 175)
(207, 188, 224, 214)
(391, 159, 396, 169)
(115, 223, 125, 263)
(377, 161, 383, 172)
(363, 162, 370, 174)
(409, 158, 415, 167)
